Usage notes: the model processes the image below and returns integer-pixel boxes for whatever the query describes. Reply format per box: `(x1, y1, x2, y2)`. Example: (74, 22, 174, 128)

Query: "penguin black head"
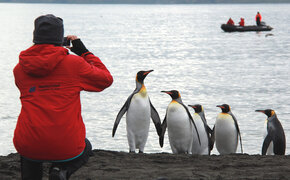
(161, 90, 180, 100)
(255, 109, 275, 118)
(188, 104, 203, 113)
(217, 104, 231, 113)
(136, 70, 153, 84)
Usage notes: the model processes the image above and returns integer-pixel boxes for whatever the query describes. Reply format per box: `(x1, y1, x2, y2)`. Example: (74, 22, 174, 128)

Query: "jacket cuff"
(81, 52, 93, 58)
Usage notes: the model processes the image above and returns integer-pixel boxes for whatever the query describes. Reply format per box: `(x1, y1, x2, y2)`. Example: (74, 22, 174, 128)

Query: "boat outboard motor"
(261, 21, 266, 26)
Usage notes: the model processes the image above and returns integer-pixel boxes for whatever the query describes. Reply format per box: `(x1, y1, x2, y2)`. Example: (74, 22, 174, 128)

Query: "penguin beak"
(216, 105, 224, 109)
(161, 91, 172, 95)
(143, 70, 154, 76)
(138, 70, 153, 83)
(255, 110, 265, 114)
(188, 105, 196, 109)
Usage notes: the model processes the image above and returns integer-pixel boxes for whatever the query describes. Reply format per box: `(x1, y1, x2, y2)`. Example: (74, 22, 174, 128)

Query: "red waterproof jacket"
(256, 13, 262, 21)
(239, 18, 245, 26)
(227, 18, 234, 25)
(13, 44, 113, 161)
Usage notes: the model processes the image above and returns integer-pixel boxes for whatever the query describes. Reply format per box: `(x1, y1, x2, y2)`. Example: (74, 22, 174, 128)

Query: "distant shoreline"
(1, 1, 290, 4)
(1, 149, 290, 179)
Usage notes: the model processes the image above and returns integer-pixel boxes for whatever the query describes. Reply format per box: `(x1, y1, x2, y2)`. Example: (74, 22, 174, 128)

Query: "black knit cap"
(33, 14, 64, 45)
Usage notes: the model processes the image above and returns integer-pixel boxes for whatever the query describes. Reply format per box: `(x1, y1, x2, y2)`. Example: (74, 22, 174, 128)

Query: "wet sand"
(1, 149, 290, 180)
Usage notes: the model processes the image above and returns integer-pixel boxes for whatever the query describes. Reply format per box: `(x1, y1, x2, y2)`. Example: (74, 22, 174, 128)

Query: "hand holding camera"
(63, 35, 89, 56)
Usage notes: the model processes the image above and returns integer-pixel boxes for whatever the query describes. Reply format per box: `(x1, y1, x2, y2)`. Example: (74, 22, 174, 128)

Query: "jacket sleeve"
(77, 52, 113, 92)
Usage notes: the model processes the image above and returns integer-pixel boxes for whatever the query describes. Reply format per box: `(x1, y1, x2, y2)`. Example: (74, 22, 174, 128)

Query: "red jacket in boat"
(256, 13, 262, 21)
(227, 18, 234, 25)
(13, 44, 113, 161)
(239, 18, 245, 26)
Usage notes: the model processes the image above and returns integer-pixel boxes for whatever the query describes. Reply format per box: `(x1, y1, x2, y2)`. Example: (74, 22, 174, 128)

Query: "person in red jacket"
(226, 18, 235, 26)
(239, 17, 245, 26)
(13, 14, 113, 180)
(256, 12, 262, 26)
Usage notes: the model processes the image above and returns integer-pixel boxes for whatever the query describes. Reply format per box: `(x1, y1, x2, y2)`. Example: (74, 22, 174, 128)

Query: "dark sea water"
(0, 3, 290, 155)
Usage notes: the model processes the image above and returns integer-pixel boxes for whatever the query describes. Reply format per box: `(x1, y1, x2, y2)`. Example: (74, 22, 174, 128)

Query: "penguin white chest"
(215, 113, 238, 154)
(263, 120, 274, 155)
(126, 91, 151, 151)
(167, 103, 190, 132)
(126, 92, 150, 130)
(166, 102, 193, 154)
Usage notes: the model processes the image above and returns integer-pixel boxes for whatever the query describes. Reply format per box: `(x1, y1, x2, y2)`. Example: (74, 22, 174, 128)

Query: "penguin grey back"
(256, 109, 286, 155)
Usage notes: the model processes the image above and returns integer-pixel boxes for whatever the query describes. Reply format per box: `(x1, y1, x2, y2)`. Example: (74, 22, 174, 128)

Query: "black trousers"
(256, 19, 261, 26)
(20, 138, 92, 180)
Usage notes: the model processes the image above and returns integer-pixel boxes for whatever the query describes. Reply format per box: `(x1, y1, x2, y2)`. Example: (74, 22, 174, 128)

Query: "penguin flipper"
(149, 98, 162, 136)
(159, 115, 167, 148)
(205, 124, 213, 153)
(200, 113, 213, 154)
(200, 111, 208, 125)
(210, 125, 215, 151)
(206, 124, 213, 134)
(200, 112, 212, 134)
(112, 94, 134, 137)
(229, 112, 243, 154)
(262, 134, 272, 155)
(182, 103, 201, 146)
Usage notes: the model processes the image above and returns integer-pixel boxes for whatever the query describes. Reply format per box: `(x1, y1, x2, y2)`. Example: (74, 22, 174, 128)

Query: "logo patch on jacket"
(29, 86, 36, 93)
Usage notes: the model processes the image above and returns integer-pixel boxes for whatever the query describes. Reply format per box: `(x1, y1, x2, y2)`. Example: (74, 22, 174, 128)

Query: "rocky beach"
(1, 150, 290, 180)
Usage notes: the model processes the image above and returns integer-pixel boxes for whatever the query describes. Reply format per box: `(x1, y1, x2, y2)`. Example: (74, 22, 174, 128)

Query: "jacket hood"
(19, 44, 68, 77)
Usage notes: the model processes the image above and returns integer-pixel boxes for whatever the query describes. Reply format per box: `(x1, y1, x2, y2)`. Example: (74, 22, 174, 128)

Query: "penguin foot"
(139, 150, 144, 154)
(129, 150, 135, 154)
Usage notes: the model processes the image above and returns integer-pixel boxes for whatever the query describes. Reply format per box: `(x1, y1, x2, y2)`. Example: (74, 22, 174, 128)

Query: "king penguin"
(188, 104, 214, 155)
(255, 109, 286, 155)
(159, 90, 200, 154)
(112, 70, 162, 153)
(214, 104, 243, 155)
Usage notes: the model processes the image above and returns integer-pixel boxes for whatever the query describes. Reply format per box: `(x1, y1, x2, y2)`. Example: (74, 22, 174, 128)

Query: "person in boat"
(256, 12, 262, 26)
(13, 14, 113, 180)
(239, 18, 245, 27)
(227, 18, 234, 26)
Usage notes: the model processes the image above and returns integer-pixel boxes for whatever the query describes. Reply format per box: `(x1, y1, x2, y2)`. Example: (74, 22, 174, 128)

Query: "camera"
(62, 37, 71, 46)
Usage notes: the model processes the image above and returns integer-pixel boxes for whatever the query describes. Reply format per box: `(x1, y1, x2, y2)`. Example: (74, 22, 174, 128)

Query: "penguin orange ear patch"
(271, 110, 275, 117)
